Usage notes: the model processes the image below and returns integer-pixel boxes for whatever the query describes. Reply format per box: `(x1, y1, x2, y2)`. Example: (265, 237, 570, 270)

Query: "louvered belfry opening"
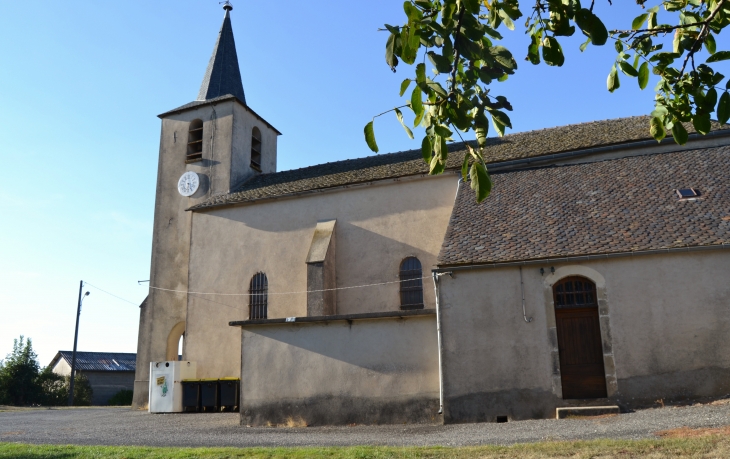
(399, 257, 424, 309)
(553, 276, 607, 399)
(249, 272, 268, 319)
(250, 127, 262, 171)
(187, 119, 204, 162)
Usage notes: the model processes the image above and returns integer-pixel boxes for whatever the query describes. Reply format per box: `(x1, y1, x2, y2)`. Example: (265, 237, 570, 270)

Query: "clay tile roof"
(437, 146, 730, 266)
(189, 116, 729, 210)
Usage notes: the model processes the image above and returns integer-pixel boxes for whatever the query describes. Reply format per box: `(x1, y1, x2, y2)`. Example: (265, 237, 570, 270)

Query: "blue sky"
(0, 1, 723, 366)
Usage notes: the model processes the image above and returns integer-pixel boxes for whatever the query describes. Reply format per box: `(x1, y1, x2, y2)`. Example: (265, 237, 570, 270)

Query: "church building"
(133, 4, 730, 424)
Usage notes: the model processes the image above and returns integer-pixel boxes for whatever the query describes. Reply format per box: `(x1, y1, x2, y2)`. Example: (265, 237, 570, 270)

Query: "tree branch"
(449, 7, 467, 98)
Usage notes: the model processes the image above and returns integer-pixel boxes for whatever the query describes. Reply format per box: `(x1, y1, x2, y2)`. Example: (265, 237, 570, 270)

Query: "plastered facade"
(133, 98, 279, 408)
(239, 315, 440, 425)
(437, 250, 730, 422)
(183, 174, 458, 379)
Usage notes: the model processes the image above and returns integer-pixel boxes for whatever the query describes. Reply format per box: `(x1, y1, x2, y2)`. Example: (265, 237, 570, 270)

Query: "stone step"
(556, 405, 620, 419)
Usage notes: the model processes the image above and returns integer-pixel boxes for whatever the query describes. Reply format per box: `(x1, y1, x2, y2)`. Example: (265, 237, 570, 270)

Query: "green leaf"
(385, 33, 398, 71)
(399, 79, 411, 97)
(542, 37, 565, 67)
(489, 46, 517, 72)
(632, 13, 648, 30)
(427, 51, 452, 73)
(469, 160, 492, 202)
(579, 37, 591, 52)
(364, 121, 379, 153)
(671, 122, 688, 145)
(461, 153, 469, 182)
(574, 9, 608, 46)
(429, 152, 445, 174)
(638, 62, 649, 89)
(692, 112, 711, 135)
(607, 65, 620, 93)
(528, 35, 541, 63)
(706, 51, 730, 63)
(718, 91, 730, 125)
(614, 41, 624, 53)
(394, 108, 414, 139)
(650, 116, 666, 142)
(411, 86, 424, 126)
(403, 1, 423, 22)
(416, 63, 426, 84)
(488, 109, 512, 129)
(498, 10, 515, 30)
(421, 136, 432, 163)
(705, 34, 717, 55)
(619, 61, 639, 77)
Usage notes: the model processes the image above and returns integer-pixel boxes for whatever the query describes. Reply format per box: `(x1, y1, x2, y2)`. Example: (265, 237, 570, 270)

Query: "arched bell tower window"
(186, 119, 203, 162)
(250, 127, 262, 171)
(249, 272, 268, 319)
(399, 257, 424, 310)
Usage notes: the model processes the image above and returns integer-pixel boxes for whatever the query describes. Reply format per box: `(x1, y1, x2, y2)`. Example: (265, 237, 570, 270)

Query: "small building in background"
(49, 351, 136, 405)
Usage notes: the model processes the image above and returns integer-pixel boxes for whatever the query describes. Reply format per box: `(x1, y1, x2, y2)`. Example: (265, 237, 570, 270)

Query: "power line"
(84, 282, 140, 306)
(147, 275, 433, 297)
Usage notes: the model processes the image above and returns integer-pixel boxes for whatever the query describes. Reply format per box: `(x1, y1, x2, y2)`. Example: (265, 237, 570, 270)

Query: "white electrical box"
(148, 361, 196, 413)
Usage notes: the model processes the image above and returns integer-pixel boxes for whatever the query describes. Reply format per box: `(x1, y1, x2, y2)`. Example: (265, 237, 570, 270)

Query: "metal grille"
(399, 257, 424, 309)
(554, 276, 597, 309)
(249, 272, 268, 319)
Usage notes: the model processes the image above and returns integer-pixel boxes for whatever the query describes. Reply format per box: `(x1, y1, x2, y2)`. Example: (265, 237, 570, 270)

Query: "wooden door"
(554, 276, 607, 399)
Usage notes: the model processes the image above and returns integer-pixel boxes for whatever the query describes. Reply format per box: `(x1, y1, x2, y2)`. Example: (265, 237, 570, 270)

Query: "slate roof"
(50, 351, 136, 372)
(197, 6, 246, 103)
(437, 146, 730, 266)
(189, 116, 730, 210)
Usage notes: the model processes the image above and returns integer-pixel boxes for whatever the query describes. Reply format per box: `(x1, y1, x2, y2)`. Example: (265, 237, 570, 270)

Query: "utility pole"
(68, 281, 89, 406)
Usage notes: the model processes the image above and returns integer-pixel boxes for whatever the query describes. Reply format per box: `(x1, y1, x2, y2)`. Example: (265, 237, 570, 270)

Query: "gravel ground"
(0, 402, 729, 448)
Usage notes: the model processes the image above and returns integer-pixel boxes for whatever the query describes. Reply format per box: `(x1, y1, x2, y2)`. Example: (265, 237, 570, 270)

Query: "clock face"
(177, 171, 200, 197)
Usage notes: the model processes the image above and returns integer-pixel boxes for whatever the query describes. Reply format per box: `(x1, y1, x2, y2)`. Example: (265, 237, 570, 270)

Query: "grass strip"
(1, 436, 729, 459)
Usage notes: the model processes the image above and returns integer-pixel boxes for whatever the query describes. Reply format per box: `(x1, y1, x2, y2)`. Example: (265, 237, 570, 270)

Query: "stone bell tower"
(132, 3, 280, 409)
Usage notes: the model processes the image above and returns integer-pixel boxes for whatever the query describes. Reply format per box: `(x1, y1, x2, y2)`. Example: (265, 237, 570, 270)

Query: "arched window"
(553, 276, 598, 309)
(186, 119, 203, 162)
(249, 272, 268, 319)
(399, 257, 423, 309)
(250, 127, 262, 171)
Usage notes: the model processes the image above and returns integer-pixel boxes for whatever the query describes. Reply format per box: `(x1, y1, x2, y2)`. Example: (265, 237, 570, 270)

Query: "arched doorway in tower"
(166, 321, 185, 362)
(553, 276, 607, 399)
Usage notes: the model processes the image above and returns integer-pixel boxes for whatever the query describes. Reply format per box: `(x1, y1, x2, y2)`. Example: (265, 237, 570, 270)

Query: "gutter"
(434, 243, 730, 273)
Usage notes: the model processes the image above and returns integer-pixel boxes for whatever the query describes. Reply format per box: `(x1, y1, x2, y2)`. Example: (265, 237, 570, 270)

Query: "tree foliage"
(0, 336, 41, 405)
(0, 336, 93, 406)
(366, 0, 730, 201)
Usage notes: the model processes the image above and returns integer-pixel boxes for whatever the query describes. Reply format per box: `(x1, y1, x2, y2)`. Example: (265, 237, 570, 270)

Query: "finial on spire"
(220, 1, 233, 12)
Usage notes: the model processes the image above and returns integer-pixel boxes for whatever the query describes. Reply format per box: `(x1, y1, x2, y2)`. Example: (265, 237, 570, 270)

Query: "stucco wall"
(184, 173, 459, 379)
(134, 100, 243, 408)
(238, 314, 440, 425)
(438, 249, 730, 422)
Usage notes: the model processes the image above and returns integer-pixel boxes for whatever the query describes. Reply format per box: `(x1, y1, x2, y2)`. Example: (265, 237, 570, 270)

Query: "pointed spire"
(197, 3, 246, 103)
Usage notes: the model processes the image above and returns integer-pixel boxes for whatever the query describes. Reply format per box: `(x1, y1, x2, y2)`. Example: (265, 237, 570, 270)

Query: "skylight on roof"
(676, 188, 699, 199)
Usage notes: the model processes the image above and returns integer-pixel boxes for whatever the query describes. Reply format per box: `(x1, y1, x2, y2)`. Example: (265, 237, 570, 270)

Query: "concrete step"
(556, 405, 620, 419)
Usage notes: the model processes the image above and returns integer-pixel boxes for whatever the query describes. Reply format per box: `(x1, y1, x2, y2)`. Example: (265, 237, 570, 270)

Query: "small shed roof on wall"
(438, 145, 730, 266)
(189, 116, 729, 211)
(49, 351, 136, 372)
